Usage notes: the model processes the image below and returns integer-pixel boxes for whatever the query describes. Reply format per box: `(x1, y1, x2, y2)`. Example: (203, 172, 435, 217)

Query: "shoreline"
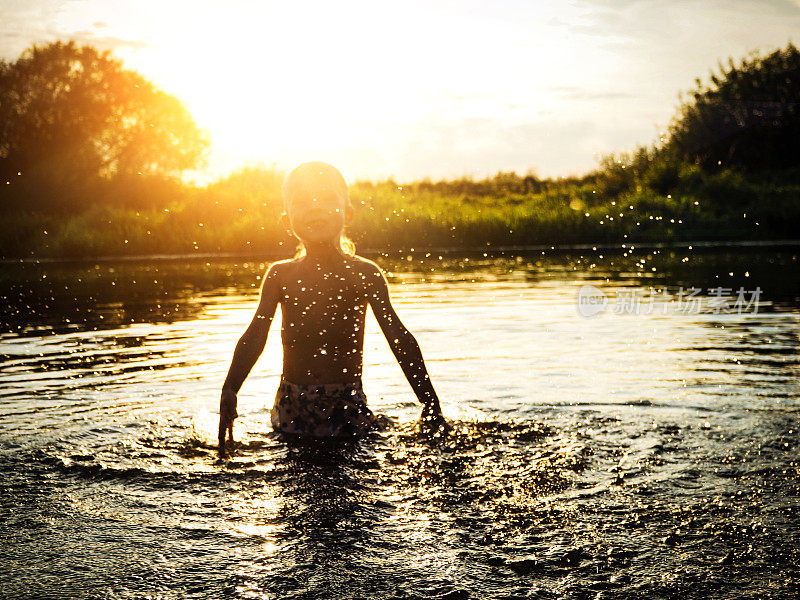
(3, 238, 799, 266)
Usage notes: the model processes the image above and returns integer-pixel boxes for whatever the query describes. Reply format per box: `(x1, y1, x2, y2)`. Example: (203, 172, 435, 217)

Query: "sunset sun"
(109, 1, 429, 181)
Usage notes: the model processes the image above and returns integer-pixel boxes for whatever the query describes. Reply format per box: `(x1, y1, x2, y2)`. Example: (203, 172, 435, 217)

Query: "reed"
(2, 160, 797, 259)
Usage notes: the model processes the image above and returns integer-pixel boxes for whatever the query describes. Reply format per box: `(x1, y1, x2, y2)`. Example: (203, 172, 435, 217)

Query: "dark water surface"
(1, 246, 799, 599)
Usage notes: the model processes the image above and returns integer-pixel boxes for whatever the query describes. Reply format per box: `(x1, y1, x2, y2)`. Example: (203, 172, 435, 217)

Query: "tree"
(0, 41, 209, 211)
(667, 42, 800, 171)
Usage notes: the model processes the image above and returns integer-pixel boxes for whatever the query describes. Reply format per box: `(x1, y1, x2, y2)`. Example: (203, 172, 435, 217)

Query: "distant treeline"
(1, 41, 799, 259)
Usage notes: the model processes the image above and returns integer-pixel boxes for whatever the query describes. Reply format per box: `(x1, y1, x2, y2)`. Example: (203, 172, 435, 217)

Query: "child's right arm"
(218, 263, 281, 454)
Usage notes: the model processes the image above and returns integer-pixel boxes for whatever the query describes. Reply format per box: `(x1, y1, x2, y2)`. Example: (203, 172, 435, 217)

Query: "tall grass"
(1, 161, 798, 260)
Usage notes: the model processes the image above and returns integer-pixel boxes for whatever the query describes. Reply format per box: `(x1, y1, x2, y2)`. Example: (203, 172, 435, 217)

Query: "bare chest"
(279, 268, 368, 341)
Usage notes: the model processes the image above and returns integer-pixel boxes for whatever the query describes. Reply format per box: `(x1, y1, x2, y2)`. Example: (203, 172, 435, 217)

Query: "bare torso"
(275, 254, 372, 384)
(218, 245, 448, 450)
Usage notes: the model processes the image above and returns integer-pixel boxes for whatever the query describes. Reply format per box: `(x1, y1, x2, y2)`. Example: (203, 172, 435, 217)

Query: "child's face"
(286, 185, 349, 244)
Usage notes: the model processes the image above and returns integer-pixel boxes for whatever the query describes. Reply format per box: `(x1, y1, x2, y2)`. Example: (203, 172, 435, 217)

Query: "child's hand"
(218, 389, 238, 456)
(420, 403, 451, 437)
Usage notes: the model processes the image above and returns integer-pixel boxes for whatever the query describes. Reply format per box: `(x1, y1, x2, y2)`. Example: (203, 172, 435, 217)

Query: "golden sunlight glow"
(53, 0, 615, 181)
(28, 0, 797, 181)
(109, 1, 441, 180)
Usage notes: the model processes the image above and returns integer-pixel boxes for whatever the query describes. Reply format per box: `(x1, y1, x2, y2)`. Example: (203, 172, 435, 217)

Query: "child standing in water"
(218, 161, 448, 454)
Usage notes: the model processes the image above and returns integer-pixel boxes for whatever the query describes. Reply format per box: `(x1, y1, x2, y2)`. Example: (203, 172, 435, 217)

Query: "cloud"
(55, 29, 149, 51)
(371, 114, 650, 181)
(545, 86, 639, 102)
(0, 3, 148, 60)
(574, 0, 800, 47)
(0, 29, 149, 59)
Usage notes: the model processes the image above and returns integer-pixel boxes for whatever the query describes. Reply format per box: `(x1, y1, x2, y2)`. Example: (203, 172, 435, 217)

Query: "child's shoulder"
(346, 254, 385, 280)
(261, 255, 387, 287)
(263, 258, 294, 277)
(261, 255, 383, 277)
(267, 258, 296, 269)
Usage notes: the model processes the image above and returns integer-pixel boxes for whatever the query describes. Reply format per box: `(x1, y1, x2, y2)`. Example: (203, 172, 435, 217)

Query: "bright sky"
(1, 0, 798, 183)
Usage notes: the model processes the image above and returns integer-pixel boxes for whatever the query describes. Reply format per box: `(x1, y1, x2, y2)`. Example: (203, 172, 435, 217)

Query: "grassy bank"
(2, 161, 799, 260)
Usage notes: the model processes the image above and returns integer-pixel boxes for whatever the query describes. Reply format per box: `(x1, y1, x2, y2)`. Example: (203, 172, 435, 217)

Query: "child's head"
(281, 161, 355, 256)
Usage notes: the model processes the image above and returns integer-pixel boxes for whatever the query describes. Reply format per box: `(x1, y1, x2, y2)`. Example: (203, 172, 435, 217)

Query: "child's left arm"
(366, 264, 449, 434)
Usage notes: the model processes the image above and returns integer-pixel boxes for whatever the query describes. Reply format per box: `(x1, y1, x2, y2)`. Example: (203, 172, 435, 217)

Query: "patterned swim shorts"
(270, 379, 378, 437)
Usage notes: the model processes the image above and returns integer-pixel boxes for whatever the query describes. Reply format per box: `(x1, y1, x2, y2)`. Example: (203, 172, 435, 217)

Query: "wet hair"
(281, 161, 356, 258)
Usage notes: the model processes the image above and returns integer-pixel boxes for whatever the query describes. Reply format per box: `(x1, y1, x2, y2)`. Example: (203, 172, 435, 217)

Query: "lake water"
(1, 245, 799, 599)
